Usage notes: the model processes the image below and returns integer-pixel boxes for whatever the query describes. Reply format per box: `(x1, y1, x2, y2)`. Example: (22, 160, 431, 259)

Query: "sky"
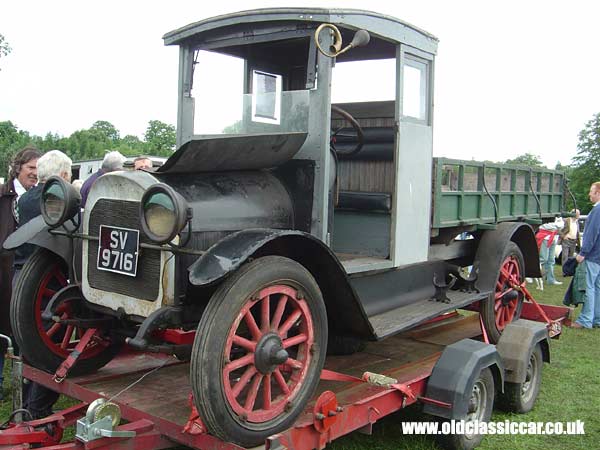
(1, 0, 599, 168)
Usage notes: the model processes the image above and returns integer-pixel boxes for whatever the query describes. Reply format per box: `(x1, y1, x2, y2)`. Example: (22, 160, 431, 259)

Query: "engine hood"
(157, 132, 307, 174)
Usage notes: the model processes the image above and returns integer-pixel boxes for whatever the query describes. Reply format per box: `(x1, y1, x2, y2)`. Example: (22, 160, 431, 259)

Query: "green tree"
(144, 120, 176, 155)
(504, 153, 544, 168)
(115, 134, 145, 156)
(90, 120, 120, 143)
(0, 33, 11, 70)
(570, 112, 600, 213)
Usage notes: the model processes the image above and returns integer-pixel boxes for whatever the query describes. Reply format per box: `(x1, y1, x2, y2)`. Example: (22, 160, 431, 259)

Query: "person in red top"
(535, 217, 564, 286)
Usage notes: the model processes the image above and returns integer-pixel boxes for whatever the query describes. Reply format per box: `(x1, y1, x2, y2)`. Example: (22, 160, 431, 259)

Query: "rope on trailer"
(0, 409, 33, 429)
(106, 359, 170, 403)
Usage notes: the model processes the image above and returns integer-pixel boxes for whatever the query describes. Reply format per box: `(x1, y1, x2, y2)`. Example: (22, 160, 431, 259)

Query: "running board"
(369, 289, 491, 340)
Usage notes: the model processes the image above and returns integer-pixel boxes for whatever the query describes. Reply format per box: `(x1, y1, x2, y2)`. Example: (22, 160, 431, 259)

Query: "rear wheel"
(191, 256, 327, 447)
(438, 368, 495, 450)
(10, 248, 122, 376)
(481, 242, 525, 343)
(497, 344, 543, 413)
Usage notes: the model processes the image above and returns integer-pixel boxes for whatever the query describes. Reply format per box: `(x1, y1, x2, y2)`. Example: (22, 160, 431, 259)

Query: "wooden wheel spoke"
(243, 373, 264, 411)
(232, 334, 257, 352)
(231, 366, 257, 398)
(263, 374, 272, 410)
(244, 311, 262, 341)
(271, 295, 289, 330)
(42, 288, 57, 298)
(60, 325, 74, 349)
(278, 309, 303, 337)
(260, 295, 270, 333)
(285, 357, 303, 370)
(282, 333, 307, 349)
(45, 322, 63, 339)
(495, 287, 513, 300)
(273, 368, 290, 394)
(53, 270, 68, 286)
(225, 353, 255, 374)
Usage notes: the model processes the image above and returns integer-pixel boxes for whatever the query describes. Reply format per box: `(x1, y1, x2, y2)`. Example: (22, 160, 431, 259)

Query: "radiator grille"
(87, 199, 160, 301)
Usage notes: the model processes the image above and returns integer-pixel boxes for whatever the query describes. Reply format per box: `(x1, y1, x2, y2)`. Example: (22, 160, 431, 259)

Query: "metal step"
(369, 289, 491, 339)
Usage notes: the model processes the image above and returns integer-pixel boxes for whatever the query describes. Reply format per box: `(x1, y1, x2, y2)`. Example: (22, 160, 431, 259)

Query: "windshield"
(191, 50, 310, 136)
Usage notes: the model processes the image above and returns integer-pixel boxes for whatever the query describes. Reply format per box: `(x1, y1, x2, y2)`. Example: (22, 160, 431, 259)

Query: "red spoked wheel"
(223, 285, 314, 423)
(11, 248, 122, 376)
(481, 242, 525, 343)
(494, 255, 521, 330)
(191, 256, 327, 447)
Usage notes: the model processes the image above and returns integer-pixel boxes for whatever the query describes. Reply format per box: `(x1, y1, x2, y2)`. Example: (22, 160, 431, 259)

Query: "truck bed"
(432, 158, 565, 229)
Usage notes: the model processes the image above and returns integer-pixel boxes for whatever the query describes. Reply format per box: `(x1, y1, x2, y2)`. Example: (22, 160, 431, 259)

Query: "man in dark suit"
(0, 146, 40, 400)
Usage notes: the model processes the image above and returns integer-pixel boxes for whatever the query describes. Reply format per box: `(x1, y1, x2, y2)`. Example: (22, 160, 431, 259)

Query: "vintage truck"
(5, 8, 565, 447)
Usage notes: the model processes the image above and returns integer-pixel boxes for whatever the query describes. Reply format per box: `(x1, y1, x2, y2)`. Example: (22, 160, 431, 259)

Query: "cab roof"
(163, 8, 438, 55)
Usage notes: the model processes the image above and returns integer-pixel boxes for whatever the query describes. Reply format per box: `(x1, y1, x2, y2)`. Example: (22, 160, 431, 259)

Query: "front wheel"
(10, 248, 122, 376)
(481, 242, 525, 344)
(190, 256, 327, 447)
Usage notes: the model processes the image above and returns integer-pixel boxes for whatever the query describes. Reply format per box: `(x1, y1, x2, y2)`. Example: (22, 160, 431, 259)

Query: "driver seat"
(334, 126, 395, 212)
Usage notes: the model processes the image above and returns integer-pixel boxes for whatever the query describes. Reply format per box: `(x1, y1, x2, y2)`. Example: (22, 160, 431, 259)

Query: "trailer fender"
(423, 338, 504, 420)
(473, 222, 541, 294)
(3, 215, 73, 266)
(188, 228, 374, 339)
(495, 319, 550, 384)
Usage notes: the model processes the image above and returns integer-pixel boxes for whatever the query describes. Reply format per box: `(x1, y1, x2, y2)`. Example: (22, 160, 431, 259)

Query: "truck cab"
(165, 8, 437, 273)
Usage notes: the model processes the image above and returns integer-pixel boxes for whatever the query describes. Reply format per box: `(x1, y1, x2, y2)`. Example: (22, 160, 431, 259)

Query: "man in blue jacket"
(574, 182, 600, 329)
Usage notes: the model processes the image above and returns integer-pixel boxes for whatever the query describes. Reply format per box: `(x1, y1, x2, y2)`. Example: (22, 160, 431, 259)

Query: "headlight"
(41, 176, 81, 228)
(140, 184, 189, 244)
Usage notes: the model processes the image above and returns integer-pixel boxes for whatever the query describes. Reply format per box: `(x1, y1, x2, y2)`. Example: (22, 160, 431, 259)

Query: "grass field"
(1, 267, 598, 449)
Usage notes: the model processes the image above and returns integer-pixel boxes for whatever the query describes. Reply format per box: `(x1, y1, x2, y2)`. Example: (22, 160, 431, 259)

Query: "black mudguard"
(423, 338, 504, 420)
(496, 319, 550, 384)
(473, 222, 541, 295)
(3, 215, 76, 269)
(188, 228, 374, 339)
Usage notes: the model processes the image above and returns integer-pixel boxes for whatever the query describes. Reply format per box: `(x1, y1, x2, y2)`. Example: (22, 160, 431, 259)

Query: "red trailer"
(0, 296, 570, 450)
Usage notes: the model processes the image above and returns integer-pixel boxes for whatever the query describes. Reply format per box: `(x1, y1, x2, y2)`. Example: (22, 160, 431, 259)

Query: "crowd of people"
(0, 148, 155, 414)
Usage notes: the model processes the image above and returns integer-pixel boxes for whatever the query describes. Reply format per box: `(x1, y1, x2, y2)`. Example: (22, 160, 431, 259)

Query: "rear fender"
(473, 222, 540, 294)
(188, 229, 374, 339)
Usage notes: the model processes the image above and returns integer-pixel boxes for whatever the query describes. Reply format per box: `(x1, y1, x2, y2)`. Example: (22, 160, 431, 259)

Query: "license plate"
(97, 225, 140, 277)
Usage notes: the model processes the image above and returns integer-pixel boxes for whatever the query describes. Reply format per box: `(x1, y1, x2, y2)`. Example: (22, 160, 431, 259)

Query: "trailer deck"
(0, 300, 570, 450)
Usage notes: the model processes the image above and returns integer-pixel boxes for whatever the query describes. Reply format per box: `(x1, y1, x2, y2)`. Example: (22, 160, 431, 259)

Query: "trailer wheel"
(191, 256, 327, 447)
(481, 242, 524, 343)
(497, 343, 543, 413)
(438, 367, 495, 450)
(10, 248, 122, 376)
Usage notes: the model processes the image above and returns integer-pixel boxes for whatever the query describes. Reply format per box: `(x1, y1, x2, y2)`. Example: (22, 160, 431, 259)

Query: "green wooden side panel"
(431, 158, 565, 229)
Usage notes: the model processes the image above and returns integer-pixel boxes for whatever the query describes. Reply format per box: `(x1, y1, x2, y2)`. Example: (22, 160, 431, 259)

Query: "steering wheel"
(331, 105, 364, 157)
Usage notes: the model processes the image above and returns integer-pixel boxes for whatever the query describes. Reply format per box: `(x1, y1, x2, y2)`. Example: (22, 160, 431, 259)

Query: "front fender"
(189, 229, 327, 285)
(188, 228, 374, 339)
(3, 215, 75, 267)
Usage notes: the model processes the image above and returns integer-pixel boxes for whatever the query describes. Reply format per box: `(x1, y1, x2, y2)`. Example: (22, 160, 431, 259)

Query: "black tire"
(438, 368, 495, 450)
(190, 256, 327, 447)
(481, 242, 525, 344)
(327, 334, 366, 355)
(497, 344, 543, 413)
(10, 248, 122, 376)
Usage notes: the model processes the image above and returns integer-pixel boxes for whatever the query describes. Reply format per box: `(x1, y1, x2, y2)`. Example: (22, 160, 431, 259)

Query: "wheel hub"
(254, 332, 289, 374)
(501, 290, 519, 306)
